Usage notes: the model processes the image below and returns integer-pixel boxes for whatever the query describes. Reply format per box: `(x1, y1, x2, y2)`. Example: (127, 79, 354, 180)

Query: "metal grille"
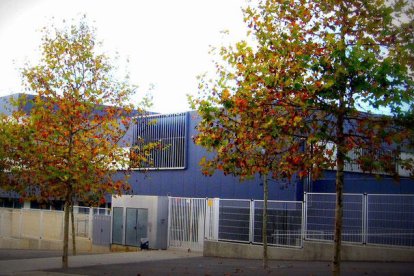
(305, 193, 414, 247)
(254, 200, 303, 248)
(218, 199, 251, 242)
(367, 194, 414, 247)
(168, 197, 206, 252)
(207, 199, 303, 248)
(132, 113, 187, 169)
(305, 193, 364, 243)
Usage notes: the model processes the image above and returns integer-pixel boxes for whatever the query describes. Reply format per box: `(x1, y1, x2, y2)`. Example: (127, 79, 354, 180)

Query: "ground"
(0, 249, 413, 276)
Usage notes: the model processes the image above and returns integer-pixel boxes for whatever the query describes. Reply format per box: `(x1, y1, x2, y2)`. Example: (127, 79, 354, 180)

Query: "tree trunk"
(62, 194, 70, 269)
(262, 175, 268, 269)
(62, 183, 72, 269)
(333, 111, 345, 276)
(70, 203, 77, 256)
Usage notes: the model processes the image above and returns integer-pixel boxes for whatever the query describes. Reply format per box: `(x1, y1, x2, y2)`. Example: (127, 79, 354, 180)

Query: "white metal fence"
(217, 199, 251, 243)
(305, 193, 364, 243)
(305, 193, 414, 247)
(0, 206, 110, 241)
(168, 197, 206, 252)
(199, 194, 413, 250)
(253, 200, 303, 247)
(366, 194, 414, 247)
(204, 198, 304, 249)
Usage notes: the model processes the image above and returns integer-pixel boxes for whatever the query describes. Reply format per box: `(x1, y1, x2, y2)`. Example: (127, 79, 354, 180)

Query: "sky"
(0, 0, 248, 113)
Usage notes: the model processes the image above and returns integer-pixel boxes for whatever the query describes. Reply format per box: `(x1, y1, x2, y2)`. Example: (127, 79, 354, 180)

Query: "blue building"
(119, 110, 414, 202)
(118, 112, 302, 201)
(1, 93, 413, 207)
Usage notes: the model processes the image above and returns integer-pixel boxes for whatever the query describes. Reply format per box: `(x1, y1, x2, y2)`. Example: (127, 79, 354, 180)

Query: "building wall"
(0, 94, 34, 115)
(2, 94, 412, 201)
(122, 111, 414, 200)
(312, 170, 414, 194)
(120, 111, 302, 201)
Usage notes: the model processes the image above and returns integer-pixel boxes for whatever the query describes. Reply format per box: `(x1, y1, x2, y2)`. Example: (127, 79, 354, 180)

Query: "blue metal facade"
(0, 94, 34, 115)
(1, 94, 412, 201)
(119, 111, 302, 200)
(312, 170, 414, 194)
(122, 110, 413, 200)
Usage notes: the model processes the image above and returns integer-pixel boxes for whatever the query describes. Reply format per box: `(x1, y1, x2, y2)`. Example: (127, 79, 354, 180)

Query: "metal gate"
(168, 197, 206, 252)
(92, 214, 111, 246)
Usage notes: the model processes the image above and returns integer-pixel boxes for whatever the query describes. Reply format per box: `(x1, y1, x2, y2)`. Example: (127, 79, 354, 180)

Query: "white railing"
(304, 193, 364, 244)
(304, 193, 414, 247)
(168, 197, 206, 252)
(201, 193, 414, 249)
(204, 198, 304, 249)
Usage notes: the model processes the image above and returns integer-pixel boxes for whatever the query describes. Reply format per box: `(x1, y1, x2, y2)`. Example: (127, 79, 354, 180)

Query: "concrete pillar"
(23, 201, 30, 209)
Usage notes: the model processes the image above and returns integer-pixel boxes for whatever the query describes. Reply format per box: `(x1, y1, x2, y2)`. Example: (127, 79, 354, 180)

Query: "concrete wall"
(204, 240, 414, 262)
(0, 236, 109, 253)
(0, 208, 63, 241)
(0, 207, 109, 253)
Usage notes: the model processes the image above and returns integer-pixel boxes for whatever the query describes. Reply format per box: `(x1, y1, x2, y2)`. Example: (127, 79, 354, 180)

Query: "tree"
(0, 115, 17, 185)
(190, 0, 413, 274)
(0, 115, 12, 184)
(0, 108, 34, 190)
(2, 19, 149, 268)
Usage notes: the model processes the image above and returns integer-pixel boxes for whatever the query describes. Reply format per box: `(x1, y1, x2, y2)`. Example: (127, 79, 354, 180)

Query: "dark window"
(30, 200, 64, 210)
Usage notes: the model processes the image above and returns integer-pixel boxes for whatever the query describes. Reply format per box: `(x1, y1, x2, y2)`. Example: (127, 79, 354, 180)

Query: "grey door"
(93, 215, 111, 246)
(112, 207, 123, 244)
(125, 208, 148, 246)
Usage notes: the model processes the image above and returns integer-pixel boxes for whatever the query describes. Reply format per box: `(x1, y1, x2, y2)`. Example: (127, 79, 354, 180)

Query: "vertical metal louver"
(131, 112, 187, 169)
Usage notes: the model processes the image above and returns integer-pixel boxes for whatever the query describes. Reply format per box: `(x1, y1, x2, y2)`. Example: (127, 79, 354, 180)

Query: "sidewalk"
(1, 249, 414, 276)
(0, 249, 201, 275)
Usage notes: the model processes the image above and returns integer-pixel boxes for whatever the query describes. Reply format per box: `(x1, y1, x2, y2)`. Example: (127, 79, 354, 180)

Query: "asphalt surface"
(1, 249, 414, 276)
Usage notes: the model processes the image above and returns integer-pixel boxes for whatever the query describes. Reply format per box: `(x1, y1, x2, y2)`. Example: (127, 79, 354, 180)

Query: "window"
(131, 112, 187, 169)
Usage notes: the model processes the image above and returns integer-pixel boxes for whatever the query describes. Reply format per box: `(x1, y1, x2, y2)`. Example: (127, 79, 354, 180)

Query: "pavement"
(1, 248, 414, 276)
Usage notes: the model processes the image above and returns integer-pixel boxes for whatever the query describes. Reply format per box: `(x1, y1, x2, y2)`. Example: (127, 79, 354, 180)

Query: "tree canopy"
(191, 0, 414, 273)
(0, 18, 150, 268)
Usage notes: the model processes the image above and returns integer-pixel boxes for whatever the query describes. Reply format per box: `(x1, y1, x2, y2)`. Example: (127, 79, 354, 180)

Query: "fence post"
(204, 198, 210, 241)
(204, 198, 218, 241)
(212, 198, 220, 241)
(39, 210, 44, 247)
(88, 207, 93, 240)
(303, 193, 307, 242)
(0, 209, 3, 237)
(362, 193, 367, 245)
(19, 209, 23, 239)
(167, 197, 171, 248)
(249, 199, 255, 243)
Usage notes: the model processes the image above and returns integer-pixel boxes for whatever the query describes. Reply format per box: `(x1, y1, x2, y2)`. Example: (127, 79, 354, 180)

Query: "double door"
(126, 208, 148, 246)
(112, 207, 148, 246)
